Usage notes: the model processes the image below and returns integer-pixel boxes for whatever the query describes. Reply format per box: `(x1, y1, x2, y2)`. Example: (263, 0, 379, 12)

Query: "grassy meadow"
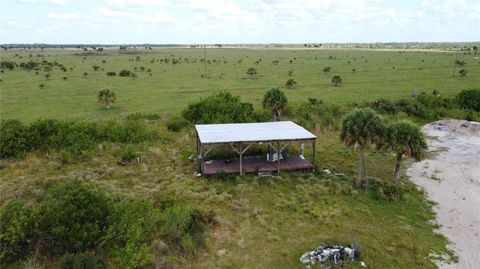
(1, 47, 478, 121)
(1, 46, 478, 268)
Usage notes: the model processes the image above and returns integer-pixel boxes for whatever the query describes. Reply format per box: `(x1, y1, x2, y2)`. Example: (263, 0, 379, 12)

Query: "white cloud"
(47, 12, 81, 20)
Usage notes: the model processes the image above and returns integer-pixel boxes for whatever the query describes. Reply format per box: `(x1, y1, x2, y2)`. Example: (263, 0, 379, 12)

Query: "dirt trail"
(407, 119, 480, 269)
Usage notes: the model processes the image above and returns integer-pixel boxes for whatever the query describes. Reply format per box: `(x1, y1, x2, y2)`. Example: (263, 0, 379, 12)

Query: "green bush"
(106, 200, 159, 269)
(1, 119, 157, 160)
(59, 253, 106, 269)
(126, 112, 161, 121)
(118, 69, 132, 77)
(114, 145, 139, 164)
(38, 180, 110, 255)
(372, 99, 397, 114)
(166, 116, 187, 132)
(162, 206, 211, 256)
(182, 92, 255, 124)
(0, 199, 37, 265)
(0, 119, 28, 158)
(456, 89, 480, 112)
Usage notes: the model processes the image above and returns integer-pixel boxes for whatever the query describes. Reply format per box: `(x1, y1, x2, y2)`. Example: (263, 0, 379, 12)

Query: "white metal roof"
(195, 121, 316, 144)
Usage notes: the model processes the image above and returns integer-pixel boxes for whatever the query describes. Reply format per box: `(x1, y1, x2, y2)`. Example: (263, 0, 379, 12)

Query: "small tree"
(246, 67, 257, 78)
(459, 68, 467, 78)
(288, 69, 293, 77)
(44, 73, 51, 80)
(382, 121, 427, 182)
(323, 66, 332, 74)
(263, 87, 288, 121)
(83, 72, 88, 78)
(92, 65, 100, 71)
(285, 78, 297, 89)
(131, 73, 138, 79)
(340, 108, 384, 187)
(97, 89, 117, 110)
(331, 75, 342, 86)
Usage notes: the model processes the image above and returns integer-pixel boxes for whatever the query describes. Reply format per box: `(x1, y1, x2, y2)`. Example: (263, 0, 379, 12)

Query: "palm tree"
(285, 78, 297, 89)
(332, 75, 342, 86)
(340, 108, 384, 187)
(246, 67, 257, 78)
(97, 89, 117, 110)
(263, 87, 287, 121)
(382, 121, 427, 182)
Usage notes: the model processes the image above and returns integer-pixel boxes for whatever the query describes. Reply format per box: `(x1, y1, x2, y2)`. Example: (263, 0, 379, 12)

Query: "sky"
(1, 0, 479, 44)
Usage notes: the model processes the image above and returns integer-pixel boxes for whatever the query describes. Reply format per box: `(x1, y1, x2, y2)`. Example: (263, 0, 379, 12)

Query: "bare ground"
(407, 119, 480, 269)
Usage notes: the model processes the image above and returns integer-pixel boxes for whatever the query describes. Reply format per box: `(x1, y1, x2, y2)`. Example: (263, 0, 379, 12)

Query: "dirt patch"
(407, 119, 480, 269)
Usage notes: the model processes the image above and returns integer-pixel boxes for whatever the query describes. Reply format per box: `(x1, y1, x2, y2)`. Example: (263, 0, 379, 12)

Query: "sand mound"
(424, 119, 480, 137)
(407, 119, 480, 269)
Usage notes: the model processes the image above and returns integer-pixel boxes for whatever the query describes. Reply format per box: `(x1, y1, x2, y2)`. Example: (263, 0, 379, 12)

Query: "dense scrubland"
(0, 46, 479, 268)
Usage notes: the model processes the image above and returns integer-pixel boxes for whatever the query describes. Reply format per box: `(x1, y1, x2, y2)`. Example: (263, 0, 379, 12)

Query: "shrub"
(182, 92, 255, 124)
(59, 253, 106, 269)
(0, 119, 28, 158)
(372, 99, 397, 114)
(126, 112, 161, 121)
(119, 70, 131, 77)
(106, 200, 159, 269)
(0, 199, 37, 265)
(115, 145, 139, 165)
(166, 117, 187, 132)
(38, 180, 110, 255)
(161, 206, 209, 256)
(456, 89, 480, 112)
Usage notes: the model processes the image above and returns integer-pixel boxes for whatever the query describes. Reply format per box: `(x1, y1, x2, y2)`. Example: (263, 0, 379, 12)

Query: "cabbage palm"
(383, 121, 427, 182)
(97, 89, 116, 110)
(263, 87, 287, 121)
(340, 108, 384, 187)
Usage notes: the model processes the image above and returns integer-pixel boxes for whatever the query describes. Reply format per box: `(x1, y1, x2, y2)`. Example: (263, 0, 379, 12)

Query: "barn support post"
(200, 144, 204, 177)
(312, 139, 316, 172)
(239, 143, 243, 176)
(277, 141, 280, 174)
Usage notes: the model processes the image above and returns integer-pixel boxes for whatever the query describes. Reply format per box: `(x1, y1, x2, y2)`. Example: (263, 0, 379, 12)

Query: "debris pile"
(300, 243, 364, 268)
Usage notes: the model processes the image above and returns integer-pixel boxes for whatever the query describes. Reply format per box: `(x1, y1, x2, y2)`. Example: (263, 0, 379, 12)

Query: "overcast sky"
(1, 0, 479, 44)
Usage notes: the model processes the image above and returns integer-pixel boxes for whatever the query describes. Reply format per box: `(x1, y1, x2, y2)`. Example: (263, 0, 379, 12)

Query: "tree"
(44, 73, 51, 80)
(323, 66, 332, 74)
(331, 75, 342, 86)
(285, 78, 297, 89)
(263, 87, 288, 121)
(459, 68, 467, 78)
(97, 89, 117, 110)
(83, 72, 88, 78)
(382, 121, 427, 182)
(288, 69, 293, 77)
(340, 108, 384, 187)
(131, 73, 138, 79)
(246, 67, 257, 78)
(92, 65, 100, 71)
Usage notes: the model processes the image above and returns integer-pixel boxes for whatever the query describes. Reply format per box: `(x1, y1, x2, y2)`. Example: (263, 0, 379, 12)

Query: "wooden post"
(200, 144, 204, 176)
(239, 143, 243, 176)
(277, 141, 280, 174)
(312, 139, 316, 172)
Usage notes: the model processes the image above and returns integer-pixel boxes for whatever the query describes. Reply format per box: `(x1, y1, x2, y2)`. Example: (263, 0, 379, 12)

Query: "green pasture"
(1, 48, 478, 121)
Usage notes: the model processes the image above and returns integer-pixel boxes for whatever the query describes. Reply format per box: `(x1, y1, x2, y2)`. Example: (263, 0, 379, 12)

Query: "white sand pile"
(407, 119, 480, 269)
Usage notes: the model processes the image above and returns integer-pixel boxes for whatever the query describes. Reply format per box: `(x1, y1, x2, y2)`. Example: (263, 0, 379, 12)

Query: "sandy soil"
(406, 119, 480, 269)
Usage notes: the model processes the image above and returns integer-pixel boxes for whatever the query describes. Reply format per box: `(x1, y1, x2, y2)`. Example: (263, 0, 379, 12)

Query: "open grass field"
(1, 47, 479, 121)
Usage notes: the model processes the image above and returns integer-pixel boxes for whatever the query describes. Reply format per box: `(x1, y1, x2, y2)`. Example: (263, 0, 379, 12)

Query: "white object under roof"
(196, 121, 316, 144)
